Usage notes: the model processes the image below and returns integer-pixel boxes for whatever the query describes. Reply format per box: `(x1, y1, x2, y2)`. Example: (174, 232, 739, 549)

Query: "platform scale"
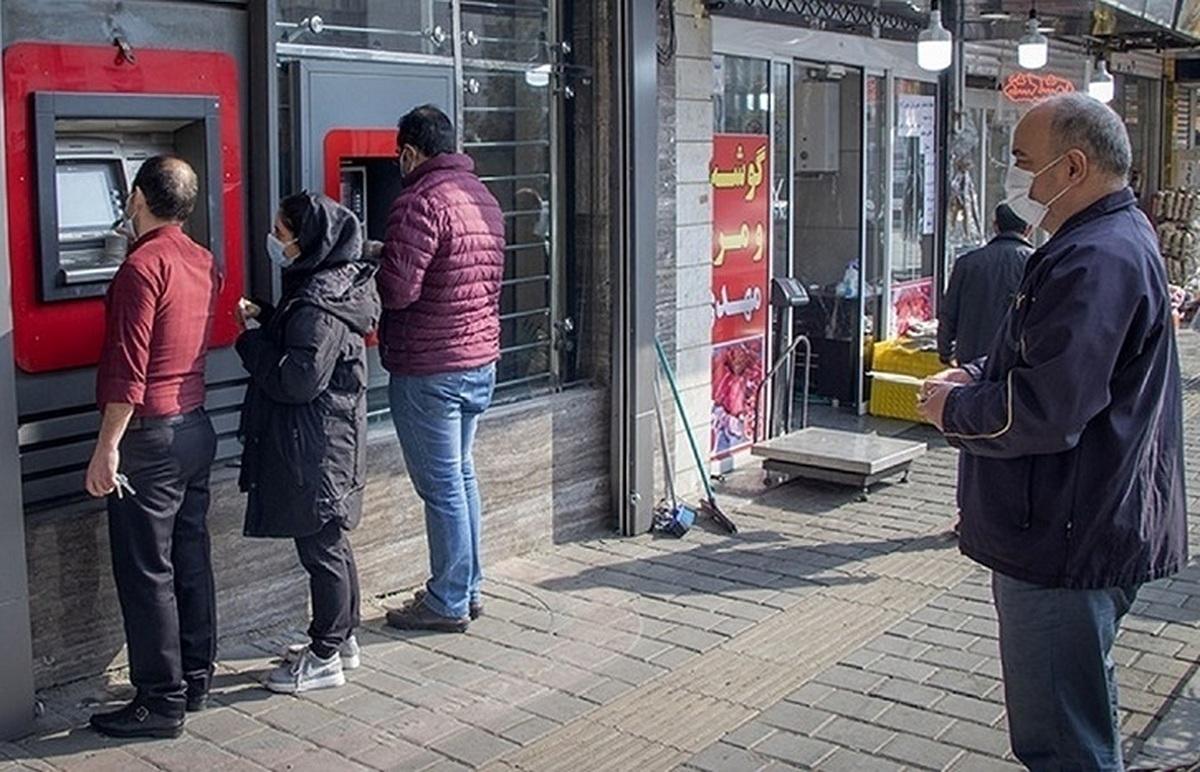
(750, 279, 927, 500)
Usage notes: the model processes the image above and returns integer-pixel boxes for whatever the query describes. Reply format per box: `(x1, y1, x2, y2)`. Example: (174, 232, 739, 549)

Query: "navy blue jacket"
(938, 233, 1034, 365)
(943, 189, 1187, 589)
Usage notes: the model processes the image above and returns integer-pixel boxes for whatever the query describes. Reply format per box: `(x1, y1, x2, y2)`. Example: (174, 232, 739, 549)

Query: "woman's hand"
(236, 298, 261, 331)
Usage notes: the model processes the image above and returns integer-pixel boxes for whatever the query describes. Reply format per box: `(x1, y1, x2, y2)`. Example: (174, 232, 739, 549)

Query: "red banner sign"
(710, 134, 770, 458)
(1001, 72, 1075, 103)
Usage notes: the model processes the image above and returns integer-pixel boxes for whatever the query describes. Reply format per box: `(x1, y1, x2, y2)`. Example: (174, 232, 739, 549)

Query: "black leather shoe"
(185, 688, 209, 713)
(90, 701, 184, 739)
(386, 601, 469, 633)
(410, 588, 483, 621)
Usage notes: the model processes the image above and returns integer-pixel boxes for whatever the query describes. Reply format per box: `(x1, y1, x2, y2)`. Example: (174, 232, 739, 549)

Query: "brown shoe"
(408, 588, 483, 621)
(386, 601, 469, 633)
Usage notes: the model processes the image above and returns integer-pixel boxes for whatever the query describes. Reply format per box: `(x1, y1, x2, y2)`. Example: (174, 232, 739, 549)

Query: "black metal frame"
(33, 92, 224, 301)
(707, 0, 923, 38)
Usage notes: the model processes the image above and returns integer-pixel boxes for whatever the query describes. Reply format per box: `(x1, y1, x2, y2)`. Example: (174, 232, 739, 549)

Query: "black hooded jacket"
(236, 194, 381, 538)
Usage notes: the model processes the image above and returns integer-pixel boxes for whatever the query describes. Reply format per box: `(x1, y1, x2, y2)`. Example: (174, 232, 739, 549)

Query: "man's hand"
(85, 443, 120, 498)
(928, 367, 973, 385)
(916, 380, 959, 431)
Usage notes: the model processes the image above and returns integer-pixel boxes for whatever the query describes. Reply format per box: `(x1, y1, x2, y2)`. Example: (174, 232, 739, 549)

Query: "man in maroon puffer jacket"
(378, 105, 505, 633)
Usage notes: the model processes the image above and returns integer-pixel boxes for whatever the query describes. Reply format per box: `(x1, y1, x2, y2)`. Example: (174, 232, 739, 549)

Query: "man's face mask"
(1003, 153, 1076, 230)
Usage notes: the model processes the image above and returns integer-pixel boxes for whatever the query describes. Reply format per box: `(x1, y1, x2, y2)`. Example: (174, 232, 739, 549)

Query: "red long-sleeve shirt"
(96, 224, 220, 417)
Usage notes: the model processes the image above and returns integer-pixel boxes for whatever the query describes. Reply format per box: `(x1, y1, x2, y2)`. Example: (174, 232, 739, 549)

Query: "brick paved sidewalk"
(4, 336, 1199, 772)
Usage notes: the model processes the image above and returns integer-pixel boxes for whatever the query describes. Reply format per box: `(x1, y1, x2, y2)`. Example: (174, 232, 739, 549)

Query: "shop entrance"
(788, 60, 866, 411)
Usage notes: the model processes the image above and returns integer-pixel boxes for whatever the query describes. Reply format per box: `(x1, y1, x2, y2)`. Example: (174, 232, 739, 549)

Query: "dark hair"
(132, 156, 198, 222)
(397, 104, 456, 157)
(279, 192, 311, 237)
(995, 203, 1028, 235)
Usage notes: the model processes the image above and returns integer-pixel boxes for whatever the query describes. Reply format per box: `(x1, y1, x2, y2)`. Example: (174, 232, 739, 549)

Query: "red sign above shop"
(1001, 72, 1075, 103)
(710, 134, 769, 459)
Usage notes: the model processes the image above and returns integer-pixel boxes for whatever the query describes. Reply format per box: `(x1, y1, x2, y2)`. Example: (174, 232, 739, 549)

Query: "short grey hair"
(1037, 92, 1132, 180)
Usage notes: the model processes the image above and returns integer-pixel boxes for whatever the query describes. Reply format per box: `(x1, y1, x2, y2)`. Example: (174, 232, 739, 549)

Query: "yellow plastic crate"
(868, 339, 944, 424)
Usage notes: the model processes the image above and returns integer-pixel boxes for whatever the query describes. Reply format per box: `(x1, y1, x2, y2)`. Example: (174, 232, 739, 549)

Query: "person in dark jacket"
(918, 94, 1187, 771)
(937, 204, 1033, 365)
(377, 105, 504, 634)
(236, 192, 380, 694)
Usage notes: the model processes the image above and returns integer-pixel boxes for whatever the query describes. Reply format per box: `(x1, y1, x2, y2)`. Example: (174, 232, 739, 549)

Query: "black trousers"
(294, 520, 360, 660)
(107, 411, 217, 717)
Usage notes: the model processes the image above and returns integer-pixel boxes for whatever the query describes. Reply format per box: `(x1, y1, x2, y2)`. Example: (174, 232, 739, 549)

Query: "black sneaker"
(409, 588, 483, 621)
(386, 601, 469, 633)
(90, 700, 184, 740)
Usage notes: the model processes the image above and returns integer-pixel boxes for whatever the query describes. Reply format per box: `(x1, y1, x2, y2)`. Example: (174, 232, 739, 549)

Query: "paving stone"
(648, 646, 699, 670)
(500, 715, 560, 746)
(813, 665, 887, 694)
(721, 720, 777, 750)
(520, 691, 595, 724)
(592, 655, 668, 687)
(818, 748, 907, 772)
(347, 734, 442, 771)
(686, 741, 771, 772)
(814, 689, 892, 722)
(333, 689, 410, 726)
(183, 706, 265, 744)
(754, 731, 836, 767)
(256, 700, 341, 737)
(783, 682, 837, 707)
(865, 655, 939, 684)
(869, 676, 946, 710)
(948, 752, 1024, 771)
(941, 720, 1012, 757)
(881, 733, 964, 770)
(813, 716, 897, 753)
(914, 627, 979, 650)
(840, 649, 884, 669)
(865, 634, 934, 660)
(428, 726, 520, 767)
(925, 669, 1000, 703)
(758, 702, 836, 735)
(656, 625, 728, 653)
(387, 706, 467, 746)
(932, 693, 1007, 727)
(214, 728, 314, 769)
(578, 678, 635, 705)
(874, 703, 956, 738)
(281, 748, 372, 772)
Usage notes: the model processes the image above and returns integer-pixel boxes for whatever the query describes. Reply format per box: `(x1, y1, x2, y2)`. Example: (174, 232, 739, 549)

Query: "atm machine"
(4, 43, 245, 505)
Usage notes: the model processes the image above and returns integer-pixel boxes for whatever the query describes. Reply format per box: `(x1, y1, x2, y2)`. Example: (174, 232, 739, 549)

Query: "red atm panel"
(3, 43, 245, 374)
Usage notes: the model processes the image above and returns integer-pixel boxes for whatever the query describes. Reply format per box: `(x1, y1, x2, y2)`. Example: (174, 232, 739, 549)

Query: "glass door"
(890, 78, 937, 339)
(790, 60, 864, 409)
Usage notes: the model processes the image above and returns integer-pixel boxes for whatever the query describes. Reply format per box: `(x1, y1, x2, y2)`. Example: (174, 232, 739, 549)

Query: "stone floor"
(4, 335, 1200, 771)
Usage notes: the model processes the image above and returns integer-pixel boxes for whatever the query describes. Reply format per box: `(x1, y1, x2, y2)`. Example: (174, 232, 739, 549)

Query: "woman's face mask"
(1003, 153, 1075, 230)
(266, 232, 299, 268)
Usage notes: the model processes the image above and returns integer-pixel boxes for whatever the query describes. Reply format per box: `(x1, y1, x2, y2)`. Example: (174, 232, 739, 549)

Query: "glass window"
(277, 1, 453, 57)
(462, 4, 555, 394)
(1114, 74, 1163, 204)
(714, 55, 771, 134)
(864, 75, 887, 356)
(461, 0, 550, 65)
(890, 79, 937, 338)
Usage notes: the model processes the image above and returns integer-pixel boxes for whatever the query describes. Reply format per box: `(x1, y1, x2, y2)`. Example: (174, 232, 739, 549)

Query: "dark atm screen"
(340, 165, 366, 225)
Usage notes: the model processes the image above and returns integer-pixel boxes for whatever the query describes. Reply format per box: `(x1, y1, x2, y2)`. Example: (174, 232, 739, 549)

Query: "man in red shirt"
(84, 156, 221, 739)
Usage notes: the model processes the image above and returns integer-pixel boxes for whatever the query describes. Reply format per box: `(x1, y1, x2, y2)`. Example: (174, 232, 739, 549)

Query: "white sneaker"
(266, 649, 345, 694)
(283, 635, 361, 670)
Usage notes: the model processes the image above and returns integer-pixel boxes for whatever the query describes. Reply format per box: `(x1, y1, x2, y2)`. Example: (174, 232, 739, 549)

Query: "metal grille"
(709, 0, 923, 35)
(461, 0, 558, 392)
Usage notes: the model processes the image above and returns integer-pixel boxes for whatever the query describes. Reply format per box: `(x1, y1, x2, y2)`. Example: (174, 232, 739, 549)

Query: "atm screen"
(56, 161, 122, 235)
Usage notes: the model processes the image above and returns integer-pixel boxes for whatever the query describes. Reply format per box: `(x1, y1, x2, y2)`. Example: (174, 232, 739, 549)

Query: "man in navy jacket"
(918, 93, 1187, 771)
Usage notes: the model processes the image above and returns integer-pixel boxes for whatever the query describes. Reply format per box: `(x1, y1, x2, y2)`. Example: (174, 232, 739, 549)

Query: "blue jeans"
(992, 572, 1140, 772)
(389, 364, 495, 619)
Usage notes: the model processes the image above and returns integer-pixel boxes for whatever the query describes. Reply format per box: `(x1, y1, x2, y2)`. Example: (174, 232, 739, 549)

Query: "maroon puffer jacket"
(377, 153, 505, 376)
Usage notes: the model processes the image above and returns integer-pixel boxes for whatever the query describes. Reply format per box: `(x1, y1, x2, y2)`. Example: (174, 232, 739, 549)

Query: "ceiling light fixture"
(1017, 6, 1049, 69)
(918, 0, 953, 72)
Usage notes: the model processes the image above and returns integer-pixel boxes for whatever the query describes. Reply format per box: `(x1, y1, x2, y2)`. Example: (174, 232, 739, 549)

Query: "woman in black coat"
(236, 192, 380, 694)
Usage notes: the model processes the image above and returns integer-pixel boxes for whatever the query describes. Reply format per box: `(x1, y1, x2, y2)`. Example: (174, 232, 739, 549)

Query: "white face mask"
(1003, 154, 1074, 231)
(266, 232, 298, 268)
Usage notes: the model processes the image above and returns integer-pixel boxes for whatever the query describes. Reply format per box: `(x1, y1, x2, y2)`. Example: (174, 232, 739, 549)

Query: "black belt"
(127, 408, 205, 431)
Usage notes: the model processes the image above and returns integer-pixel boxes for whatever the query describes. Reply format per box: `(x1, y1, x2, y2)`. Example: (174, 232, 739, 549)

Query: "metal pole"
(249, 0, 282, 302)
(0, 0, 37, 739)
(610, 0, 657, 535)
